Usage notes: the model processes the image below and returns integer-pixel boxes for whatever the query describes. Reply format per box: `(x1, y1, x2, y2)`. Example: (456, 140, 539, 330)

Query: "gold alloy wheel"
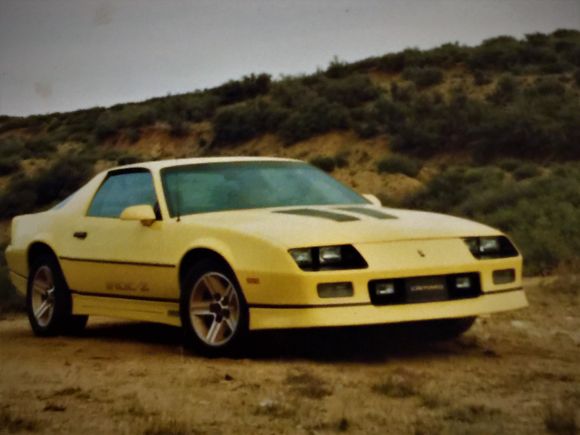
(189, 272, 240, 347)
(31, 266, 56, 328)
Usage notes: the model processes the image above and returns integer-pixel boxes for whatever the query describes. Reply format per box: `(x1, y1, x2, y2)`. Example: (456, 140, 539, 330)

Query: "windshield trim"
(160, 161, 368, 218)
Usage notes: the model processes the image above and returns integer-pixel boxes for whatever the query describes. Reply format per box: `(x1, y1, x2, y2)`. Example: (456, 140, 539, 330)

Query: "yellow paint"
(249, 289, 527, 330)
(5, 157, 527, 331)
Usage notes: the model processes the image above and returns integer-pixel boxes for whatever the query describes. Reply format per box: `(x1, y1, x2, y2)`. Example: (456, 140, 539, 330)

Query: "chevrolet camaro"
(5, 157, 527, 355)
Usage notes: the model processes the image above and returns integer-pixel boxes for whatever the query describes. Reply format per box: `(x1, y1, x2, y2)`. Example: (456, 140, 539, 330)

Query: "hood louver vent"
(337, 207, 397, 220)
(274, 208, 359, 222)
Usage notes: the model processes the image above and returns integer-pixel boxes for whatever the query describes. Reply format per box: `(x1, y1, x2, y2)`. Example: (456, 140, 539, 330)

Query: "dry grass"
(544, 402, 578, 435)
(546, 262, 580, 299)
(0, 408, 40, 433)
(444, 403, 501, 423)
(0, 279, 578, 434)
(51, 387, 82, 397)
(285, 369, 332, 399)
(253, 399, 296, 419)
(307, 417, 350, 433)
(371, 374, 418, 398)
(142, 417, 197, 435)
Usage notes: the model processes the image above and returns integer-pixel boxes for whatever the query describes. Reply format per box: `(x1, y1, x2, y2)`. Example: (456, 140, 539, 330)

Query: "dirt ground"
(1, 278, 578, 435)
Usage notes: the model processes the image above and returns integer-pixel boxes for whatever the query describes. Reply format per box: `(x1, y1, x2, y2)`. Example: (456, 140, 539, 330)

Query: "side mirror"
(363, 194, 382, 207)
(120, 204, 156, 227)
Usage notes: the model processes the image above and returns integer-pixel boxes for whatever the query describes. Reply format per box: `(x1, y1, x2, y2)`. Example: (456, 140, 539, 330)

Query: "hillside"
(1, 29, 580, 306)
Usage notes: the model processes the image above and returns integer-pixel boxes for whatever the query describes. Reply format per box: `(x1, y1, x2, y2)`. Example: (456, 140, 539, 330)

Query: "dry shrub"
(445, 403, 500, 423)
(547, 261, 580, 297)
(545, 402, 577, 435)
(253, 399, 295, 419)
(0, 409, 39, 433)
(285, 369, 332, 399)
(143, 417, 195, 435)
(371, 374, 418, 398)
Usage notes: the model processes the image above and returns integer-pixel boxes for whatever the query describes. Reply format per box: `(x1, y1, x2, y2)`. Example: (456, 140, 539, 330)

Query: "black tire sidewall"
(180, 259, 249, 357)
(26, 254, 72, 336)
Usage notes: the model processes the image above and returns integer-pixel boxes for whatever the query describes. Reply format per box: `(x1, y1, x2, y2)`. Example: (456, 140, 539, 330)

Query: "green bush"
(574, 69, 580, 86)
(402, 67, 444, 88)
(23, 136, 57, 157)
(525, 33, 550, 46)
(179, 94, 220, 122)
(377, 154, 421, 177)
(526, 78, 566, 97)
(213, 73, 271, 104)
(0, 157, 20, 176)
(111, 105, 156, 130)
(390, 82, 416, 102)
(497, 158, 521, 172)
(168, 120, 189, 138)
(325, 57, 350, 79)
(94, 112, 120, 142)
(552, 29, 580, 39)
(271, 78, 318, 109)
(213, 99, 288, 144)
(512, 163, 542, 180)
(316, 74, 379, 107)
(279, 98, 349, 144)
(0, 137, 24, 159)
(391, 124, 441, 156)
(0, 156, 93, 219)
(473, 70, 492, 86)
(374, 97, 407, 133)
(488, 74, 518, 104)
(0, 175, 39, 219)
(117, 154, 142, 165)
(125, 128, 141, 143)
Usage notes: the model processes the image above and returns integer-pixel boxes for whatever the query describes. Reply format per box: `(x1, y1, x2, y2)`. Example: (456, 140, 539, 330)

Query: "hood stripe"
(274, 208, 359, 222)
(337, 207, 398, 220)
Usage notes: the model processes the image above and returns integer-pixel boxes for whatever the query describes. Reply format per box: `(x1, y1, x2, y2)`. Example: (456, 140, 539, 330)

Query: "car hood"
(181, 205, 500, 248)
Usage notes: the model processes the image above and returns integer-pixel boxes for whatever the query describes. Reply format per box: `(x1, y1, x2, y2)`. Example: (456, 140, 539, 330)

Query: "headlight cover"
(289, 245, 367, 271)
(463, 236, 518, 259)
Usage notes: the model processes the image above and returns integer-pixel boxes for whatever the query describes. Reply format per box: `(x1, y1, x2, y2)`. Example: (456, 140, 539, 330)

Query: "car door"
(60, 168, 176, 300)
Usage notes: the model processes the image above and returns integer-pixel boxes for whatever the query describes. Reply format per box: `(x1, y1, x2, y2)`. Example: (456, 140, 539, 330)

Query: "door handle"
(73, 231, 87, 240)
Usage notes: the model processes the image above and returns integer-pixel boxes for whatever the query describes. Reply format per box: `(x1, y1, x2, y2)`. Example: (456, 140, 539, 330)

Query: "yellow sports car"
(5, 157, 527, 355)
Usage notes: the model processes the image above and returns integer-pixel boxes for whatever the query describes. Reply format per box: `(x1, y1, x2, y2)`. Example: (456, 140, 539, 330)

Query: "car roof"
(111, 156, 302, 173)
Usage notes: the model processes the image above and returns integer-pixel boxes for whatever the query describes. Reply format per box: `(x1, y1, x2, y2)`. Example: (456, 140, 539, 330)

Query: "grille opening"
(368, 273, 481, 306)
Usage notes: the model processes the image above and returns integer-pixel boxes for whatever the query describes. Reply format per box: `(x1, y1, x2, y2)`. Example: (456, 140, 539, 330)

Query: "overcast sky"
(0, 0, 578, 116)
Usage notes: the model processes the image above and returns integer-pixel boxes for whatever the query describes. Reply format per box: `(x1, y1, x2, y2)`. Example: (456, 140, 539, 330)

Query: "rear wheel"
(180, 259, 248, 357)
(27, 255, 88, 336)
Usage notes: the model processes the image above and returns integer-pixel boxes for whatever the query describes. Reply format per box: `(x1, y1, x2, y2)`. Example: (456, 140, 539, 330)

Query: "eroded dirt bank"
(1, 279, 578, 434)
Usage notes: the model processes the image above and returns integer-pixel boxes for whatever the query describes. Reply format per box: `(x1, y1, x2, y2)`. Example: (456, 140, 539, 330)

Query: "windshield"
(161, 161, 367, 216)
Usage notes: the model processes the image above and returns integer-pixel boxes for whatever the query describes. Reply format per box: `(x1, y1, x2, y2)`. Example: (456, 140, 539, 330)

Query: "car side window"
(87, 170, 157, 218)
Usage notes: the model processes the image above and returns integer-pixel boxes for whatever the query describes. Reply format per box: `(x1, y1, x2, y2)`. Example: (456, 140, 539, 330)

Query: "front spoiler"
(248, 288, 527, 330)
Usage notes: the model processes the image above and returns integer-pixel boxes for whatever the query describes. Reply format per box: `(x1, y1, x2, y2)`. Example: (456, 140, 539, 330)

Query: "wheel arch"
(26, 241, 70, 287)
(27, 241, 59, 269)
(178, 247, 240, 291)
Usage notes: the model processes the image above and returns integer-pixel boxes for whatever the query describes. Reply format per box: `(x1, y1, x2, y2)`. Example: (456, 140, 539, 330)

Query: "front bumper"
(241, 238, 526, 330)
(249, 287, 526, 330)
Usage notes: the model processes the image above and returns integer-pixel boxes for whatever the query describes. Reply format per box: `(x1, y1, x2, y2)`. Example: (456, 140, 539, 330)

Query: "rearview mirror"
(120, 204, 156, 227)
(363, 194, 382, 207)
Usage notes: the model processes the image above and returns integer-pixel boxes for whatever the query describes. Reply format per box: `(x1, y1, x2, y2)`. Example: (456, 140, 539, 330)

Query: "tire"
(424, 317, 476, 341)
(27, 254, 88, 337)
(180, 259, 249, 357)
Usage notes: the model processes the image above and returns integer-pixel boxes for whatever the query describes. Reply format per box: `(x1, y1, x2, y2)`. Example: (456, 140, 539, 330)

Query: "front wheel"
(180, 259, 248, 357)
(27, 255, 88, 336)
